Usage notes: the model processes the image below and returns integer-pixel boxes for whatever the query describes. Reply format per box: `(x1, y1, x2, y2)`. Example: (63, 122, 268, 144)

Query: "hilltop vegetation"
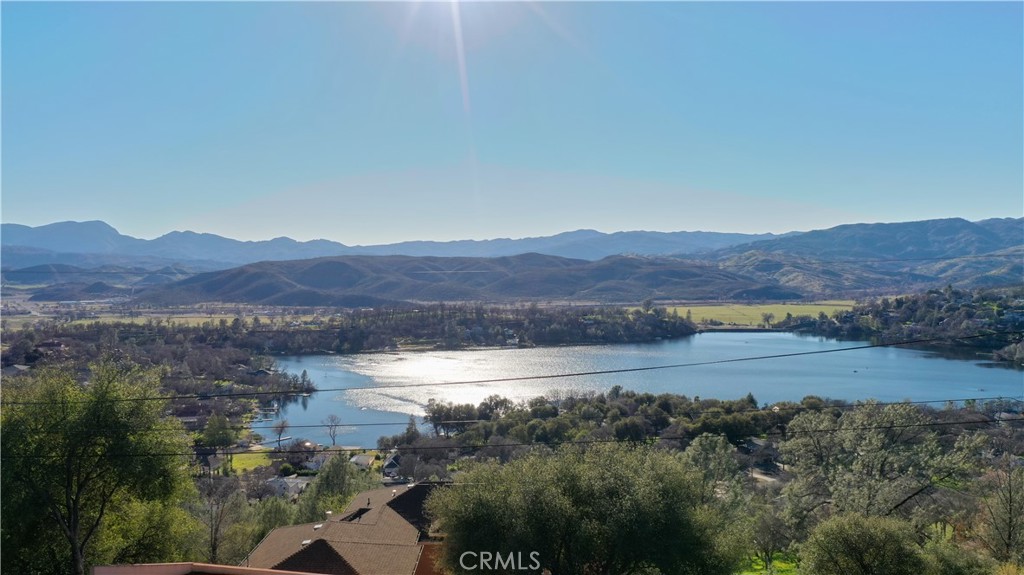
(0, 303, 696, 420)
(801, 286, 1024, 364)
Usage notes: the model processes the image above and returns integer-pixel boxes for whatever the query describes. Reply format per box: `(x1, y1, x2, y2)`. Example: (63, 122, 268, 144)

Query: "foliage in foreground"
(1, 361, 195, 575)
(426, 442, 743, 575)
(800, 513, 994, 575)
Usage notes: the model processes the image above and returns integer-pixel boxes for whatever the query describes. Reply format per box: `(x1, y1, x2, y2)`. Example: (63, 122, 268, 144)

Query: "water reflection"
(262, 332, 1023, 448)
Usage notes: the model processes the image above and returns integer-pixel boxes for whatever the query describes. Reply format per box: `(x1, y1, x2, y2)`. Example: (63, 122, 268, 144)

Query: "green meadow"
(671, 301, 855, 327)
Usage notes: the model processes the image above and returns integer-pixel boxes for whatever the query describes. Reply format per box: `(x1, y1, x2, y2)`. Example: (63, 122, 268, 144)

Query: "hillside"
(710, 217, 1021, 261)
(710, 217, 1023, 296)
(138, 253, 803, 306)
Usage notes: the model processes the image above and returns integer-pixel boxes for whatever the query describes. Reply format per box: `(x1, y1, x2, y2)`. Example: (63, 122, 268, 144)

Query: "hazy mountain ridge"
(709, 217, 1021, 261)
(707, 217, 1023, 295)
(1, 221, 793, 268)
(3, 217, 1021, 304)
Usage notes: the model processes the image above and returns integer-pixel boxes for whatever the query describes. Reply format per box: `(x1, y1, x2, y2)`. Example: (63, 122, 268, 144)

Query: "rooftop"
(243, 482, 444, 575)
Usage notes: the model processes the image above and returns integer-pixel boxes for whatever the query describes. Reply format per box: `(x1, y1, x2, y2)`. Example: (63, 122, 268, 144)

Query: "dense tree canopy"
(1, 361, 195, 575)
(426, 442, 741, 575)
(800, 514, 926, 575)
(781, 400, 984, 528)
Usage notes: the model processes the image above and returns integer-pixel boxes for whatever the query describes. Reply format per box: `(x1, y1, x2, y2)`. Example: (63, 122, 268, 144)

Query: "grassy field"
(672, 301, 855, 327)
(65, 314, 226, 327)
(232, 450, 273, 472)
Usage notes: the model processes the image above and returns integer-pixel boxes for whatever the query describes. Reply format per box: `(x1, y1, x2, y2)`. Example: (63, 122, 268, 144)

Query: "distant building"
(348, 453, 375, 471)
(266, 475, 311, 499)
(382, 453, 402, 478)
(303, 451, 335, 471)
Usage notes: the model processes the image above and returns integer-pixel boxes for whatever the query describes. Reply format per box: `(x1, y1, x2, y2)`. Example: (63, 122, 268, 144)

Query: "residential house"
(243, 482, 445, 575)
(739, 436, 780, 470)
(382, 453, 402, 478)
(348, 454, 375, 471)
(266, 475, 312, 499)
(303, 451, 336, 472)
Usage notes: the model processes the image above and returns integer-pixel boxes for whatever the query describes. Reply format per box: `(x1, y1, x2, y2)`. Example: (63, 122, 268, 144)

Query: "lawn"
(672, 301, 854, 327)
(232, 450, 273, 472)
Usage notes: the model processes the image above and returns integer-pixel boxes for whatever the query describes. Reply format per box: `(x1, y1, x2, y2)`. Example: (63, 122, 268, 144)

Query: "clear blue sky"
(2, 1, 1021, 245)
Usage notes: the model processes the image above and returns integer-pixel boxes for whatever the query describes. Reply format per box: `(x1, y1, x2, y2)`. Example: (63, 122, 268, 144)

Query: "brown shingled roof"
(273, 539, 358, 575)
(245, 483, 443, 575)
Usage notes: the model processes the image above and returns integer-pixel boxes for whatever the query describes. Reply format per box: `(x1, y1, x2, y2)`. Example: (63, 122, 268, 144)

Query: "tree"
(780, 401, 983, 528)
(426, 442, 740, 575)
(800, 514, 925, 575)
(189, 476, 247, 565)
(294, 453, 375, 523)
(761, 312, 775, 328)
(203, 414, 237, 450)
(1, 361, 193, 575)
(921, 540, 993, 575)
(322, 414, 342, 447)
(272, 419, 289, 450)
(748, 487, 792, 571)
(975, 456, 1024, 565)
(679, 433, 744, 506)
(234, 496, 295, 564)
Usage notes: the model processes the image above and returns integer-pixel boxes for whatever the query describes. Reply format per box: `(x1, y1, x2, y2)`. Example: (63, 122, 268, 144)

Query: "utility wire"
(11, 396, 1022, 437)
(3, 415, 1021, 459)
(3, 330, 1020, 406)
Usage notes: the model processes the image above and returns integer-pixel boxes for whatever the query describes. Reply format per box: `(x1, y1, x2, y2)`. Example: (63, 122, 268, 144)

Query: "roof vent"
(391, 489, 397, 497)
(313, 524, 323, 530)
(301, 539, 312, 546)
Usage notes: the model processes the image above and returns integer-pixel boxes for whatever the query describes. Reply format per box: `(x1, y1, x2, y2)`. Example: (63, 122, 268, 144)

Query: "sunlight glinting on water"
(269, 333, 1022, 448)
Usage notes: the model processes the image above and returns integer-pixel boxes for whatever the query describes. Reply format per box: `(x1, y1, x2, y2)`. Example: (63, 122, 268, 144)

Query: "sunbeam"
(449, 0, 471, 115)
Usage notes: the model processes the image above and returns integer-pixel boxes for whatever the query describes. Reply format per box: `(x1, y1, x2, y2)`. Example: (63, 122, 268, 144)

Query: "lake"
(256, 332, 1023, 448)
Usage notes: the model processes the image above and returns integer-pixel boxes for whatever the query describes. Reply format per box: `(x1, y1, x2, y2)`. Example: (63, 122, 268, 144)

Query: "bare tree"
(977, 455, 1024, 565)
(272, 419, 289, 450)
(192, 476, 245, 565)
(322, 414, 342, 447)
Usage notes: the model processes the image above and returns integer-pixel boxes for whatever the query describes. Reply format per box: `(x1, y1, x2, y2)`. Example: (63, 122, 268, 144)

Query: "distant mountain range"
(0, 221, 791, 269)
(2, 217, 1021, 304)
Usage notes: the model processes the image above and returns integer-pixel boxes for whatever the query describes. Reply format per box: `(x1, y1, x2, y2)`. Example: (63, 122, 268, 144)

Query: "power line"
(3, 330, 1019, 406)
(3, 415, 1020, 459)
(15, 395, 1022, 437)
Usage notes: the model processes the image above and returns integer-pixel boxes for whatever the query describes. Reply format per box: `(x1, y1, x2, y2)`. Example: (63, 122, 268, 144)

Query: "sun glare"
(449, 0, 472, 114)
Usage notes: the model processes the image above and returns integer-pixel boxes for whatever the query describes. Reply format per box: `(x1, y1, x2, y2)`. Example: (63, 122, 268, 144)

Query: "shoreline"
(273, 329, 1023, 371)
